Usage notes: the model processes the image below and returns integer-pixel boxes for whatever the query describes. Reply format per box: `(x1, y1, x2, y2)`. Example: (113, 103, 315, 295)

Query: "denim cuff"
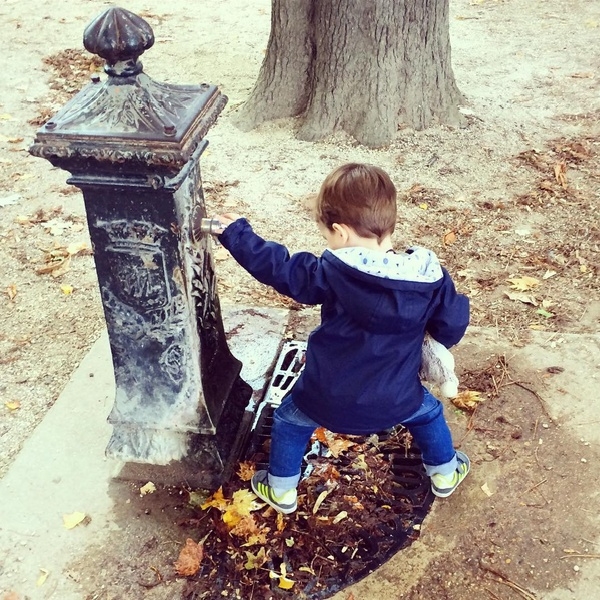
(268, 472, 301, 491)
(424, 453, 458, 476)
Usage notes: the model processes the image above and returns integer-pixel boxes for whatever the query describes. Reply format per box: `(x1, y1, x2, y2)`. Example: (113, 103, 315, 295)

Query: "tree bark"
(235, 0, 462, 148)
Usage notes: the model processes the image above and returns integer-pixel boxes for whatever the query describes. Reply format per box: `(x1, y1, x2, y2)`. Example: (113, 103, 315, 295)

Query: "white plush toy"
(419, 333, 459, 398)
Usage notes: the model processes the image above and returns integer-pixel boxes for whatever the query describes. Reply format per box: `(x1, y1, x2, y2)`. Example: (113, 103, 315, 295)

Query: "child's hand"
(214, 213, 243, 233)
(200, 213, 241, 235)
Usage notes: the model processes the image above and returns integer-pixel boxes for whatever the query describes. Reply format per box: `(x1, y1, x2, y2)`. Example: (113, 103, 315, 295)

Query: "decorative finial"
(83, 7, 154, 77)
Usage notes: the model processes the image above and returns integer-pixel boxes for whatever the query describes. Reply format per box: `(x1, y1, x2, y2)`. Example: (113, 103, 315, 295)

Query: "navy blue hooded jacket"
(219, 218, 469, 434)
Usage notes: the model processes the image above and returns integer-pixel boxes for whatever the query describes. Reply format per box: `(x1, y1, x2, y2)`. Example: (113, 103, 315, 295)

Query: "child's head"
(316, 163, 397, 243)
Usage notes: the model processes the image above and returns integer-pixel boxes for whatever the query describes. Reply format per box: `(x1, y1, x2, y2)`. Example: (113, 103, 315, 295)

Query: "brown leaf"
(174, 539, 203, 576)
(504, 290, 538, 306)
(230, 514, 262, 539)
(554, 160, 567, 188)
(236, 460, 256, 482)
(6, 284, 17, 300)
(443, 230, 457, 245)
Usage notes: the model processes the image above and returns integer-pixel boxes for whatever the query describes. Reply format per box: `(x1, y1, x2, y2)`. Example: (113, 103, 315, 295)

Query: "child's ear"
(332, 223, 351, 244)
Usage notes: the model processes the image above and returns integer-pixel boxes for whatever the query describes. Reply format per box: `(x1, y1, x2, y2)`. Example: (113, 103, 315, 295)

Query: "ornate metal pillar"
(30, 8, 248, 487)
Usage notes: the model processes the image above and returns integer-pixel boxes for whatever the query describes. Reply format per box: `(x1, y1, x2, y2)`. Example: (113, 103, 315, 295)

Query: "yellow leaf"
(223, 489, 258, 527)
(6, 284, 17, 300)
(278, 575, 295, 590)
(63, 511, 86, 529)
(333, 511, 348, 524)
(276, 512, 285, 532)
(270, 564, 295, 589)
(241, 531, 268, 547)
(36, 568, 49, 587)
(507, 276, 540, 291)
(244, 547, 267, 570)
(201, 487, 228, 511)
(0, 113, 12, 120)
(139, 482, 156, 496)
(313, 489, 332, 514)
(5, 401, 21, 410)
(451, 390, 484, 412)
(419, 203, 428, 210)
(60, 285, 74, 295)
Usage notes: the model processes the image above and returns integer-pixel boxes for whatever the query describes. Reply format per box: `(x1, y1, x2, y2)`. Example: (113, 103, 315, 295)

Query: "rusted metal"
(29, 7, 248, 487)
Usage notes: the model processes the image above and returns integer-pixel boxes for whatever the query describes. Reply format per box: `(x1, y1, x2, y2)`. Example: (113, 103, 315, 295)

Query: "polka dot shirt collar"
(329, 246, 443, 283)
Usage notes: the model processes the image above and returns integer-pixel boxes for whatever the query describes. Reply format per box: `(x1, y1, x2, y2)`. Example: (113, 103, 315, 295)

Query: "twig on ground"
(512, 381, 556, 423)
(479, 561, 538, 600)
(560, 554, 600, 560)
(485, 588, 503, 600)
(526, 478, 547, 493)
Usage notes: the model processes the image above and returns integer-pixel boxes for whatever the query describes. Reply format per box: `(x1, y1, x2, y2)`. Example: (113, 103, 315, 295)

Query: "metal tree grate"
(242, 340, 435, 598)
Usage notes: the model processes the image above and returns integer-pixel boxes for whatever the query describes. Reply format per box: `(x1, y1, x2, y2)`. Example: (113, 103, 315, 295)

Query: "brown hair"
(316, 163, 397, 241)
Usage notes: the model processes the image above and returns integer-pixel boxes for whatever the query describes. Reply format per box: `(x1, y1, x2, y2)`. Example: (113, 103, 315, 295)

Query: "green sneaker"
(430, 451, 470, 498)
(251, 470, 298, 514)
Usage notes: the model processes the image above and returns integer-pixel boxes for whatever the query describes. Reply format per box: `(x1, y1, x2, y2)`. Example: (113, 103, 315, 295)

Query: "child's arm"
(426, 269, 470, 348)
(215, 216, 329, 306)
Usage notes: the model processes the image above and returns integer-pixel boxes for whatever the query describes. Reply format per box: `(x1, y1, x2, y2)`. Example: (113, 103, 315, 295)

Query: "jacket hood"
(322, 246, 444, 334)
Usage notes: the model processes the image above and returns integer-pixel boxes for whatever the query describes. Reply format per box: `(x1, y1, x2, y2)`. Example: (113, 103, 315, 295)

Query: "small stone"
(574, 565, 580, 572)
(581, 458, 587, 463)
(542, 423, 549, 429)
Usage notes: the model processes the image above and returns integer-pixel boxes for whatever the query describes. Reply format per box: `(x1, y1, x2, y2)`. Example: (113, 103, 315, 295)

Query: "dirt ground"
(0, 0, 599, 598)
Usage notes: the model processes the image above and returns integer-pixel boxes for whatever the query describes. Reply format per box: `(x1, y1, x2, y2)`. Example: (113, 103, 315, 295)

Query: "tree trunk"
(235, 0, 462, 148)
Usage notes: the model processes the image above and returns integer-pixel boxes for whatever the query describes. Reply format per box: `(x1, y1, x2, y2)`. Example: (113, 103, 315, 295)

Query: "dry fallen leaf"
(313, 428, 355, 457)
(443, 230, 457, 245)
(139, 482, 156, 496)
(60, 284, 74, 295)
(451, 390, 485, 411)
(36, 568, 49, 587)
(481, 482, 495, 497)
(6, 284, 18, 300)
(554, 160, 567, 188)
(201, 487, 229, 511)
(236, 460, 256, 481)
(507, 276, 540, 291)
(244, 547, 268, 570)
(504, 291, 538, 306)
(63, 511, 86, 529)
(223, 489, 260, 528)
(313, 489, 332, 514)
(174, 538, 203, 576)
(270, 564, 295, 590)
(328, 437, 356, 458)
(5, 401, 21, 411)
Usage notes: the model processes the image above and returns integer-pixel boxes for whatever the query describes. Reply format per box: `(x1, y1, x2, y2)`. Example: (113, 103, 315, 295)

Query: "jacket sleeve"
(426, 269, 470, 348)
(218, 218, 329, 305)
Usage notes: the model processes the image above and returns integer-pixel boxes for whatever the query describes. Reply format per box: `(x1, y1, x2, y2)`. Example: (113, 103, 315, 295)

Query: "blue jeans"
(267, 388, 458, 491)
